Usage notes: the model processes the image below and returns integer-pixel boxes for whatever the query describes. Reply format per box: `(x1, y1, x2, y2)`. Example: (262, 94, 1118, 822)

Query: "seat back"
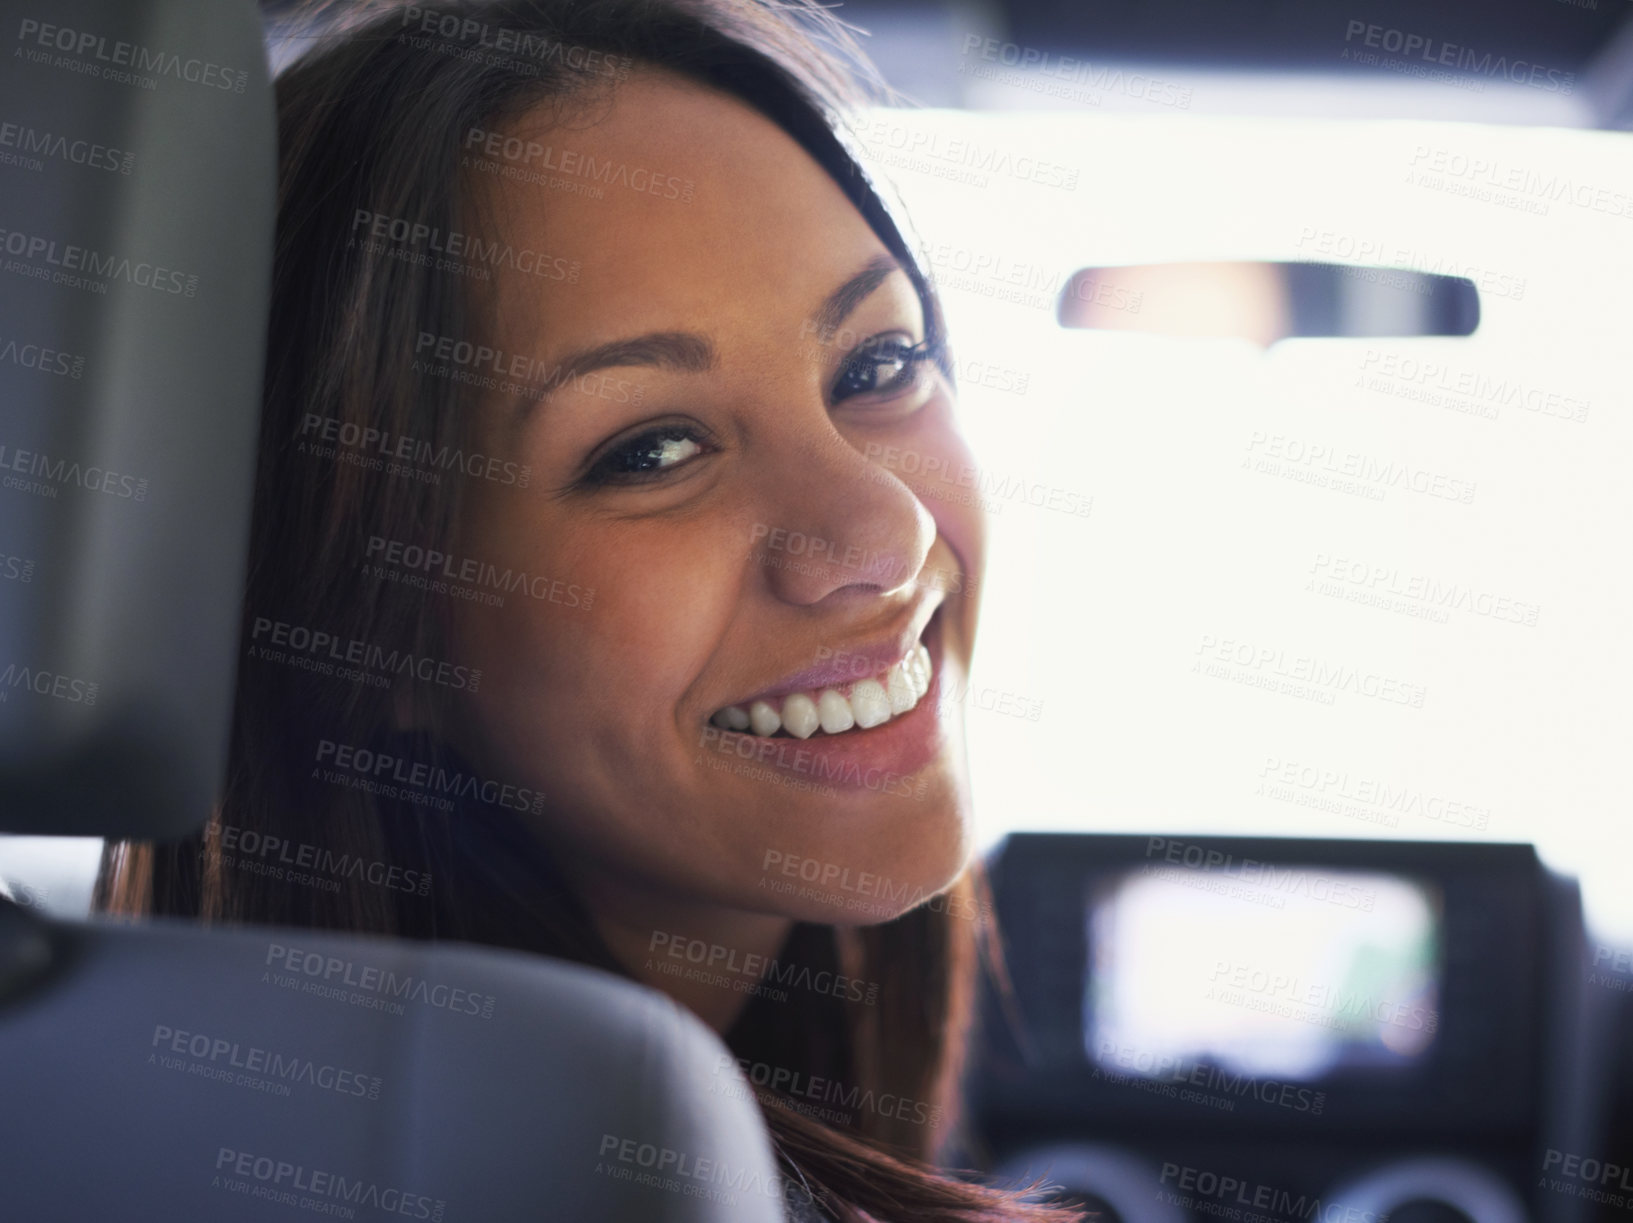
(1, 914, 788, 1220)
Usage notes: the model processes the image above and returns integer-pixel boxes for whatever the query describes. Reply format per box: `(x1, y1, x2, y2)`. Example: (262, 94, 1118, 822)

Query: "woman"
(97, 1, 1083, 1218)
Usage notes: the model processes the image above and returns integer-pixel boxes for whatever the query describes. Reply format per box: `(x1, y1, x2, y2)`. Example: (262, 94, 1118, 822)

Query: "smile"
(709, 640, 935, 739)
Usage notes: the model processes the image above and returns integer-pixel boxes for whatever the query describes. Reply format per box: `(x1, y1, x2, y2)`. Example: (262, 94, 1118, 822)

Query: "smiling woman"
(94, 1, 1081, 1219)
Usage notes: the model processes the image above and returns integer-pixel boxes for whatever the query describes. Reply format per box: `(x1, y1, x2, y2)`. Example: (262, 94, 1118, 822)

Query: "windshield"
(850, 106, 1632, 940)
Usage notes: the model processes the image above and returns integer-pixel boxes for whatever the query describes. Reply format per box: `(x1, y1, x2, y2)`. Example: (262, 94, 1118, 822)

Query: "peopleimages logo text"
(213, 1147, 445, 1219)
(1159, 1162, 1376, 1222)
(315, 738, 546, 815)
(152, 1023, 382, 1099)
(0, 225, 198, 295)
(648, 930, 880, 1005)
(264, 942, 497, 1020)
(209, 821, 433, 897)
(300, 412, 530, 487)
(13, 19, 250, 92)
(0, 334, 86, 378)
(366, 535, 593, 609)
(399, 5, 632, 78)
(0, 661, 98, 705)
(465, 125, 694, 202)
(1343, 20, 1575, 93)
(0, 442, 147, 500)
(0, 119, 133, 174)
(720, 1054, 943, 1127)
(1097, 1041, 1327, 1114)
(250, 615, 481, 693)
(350, 208, 579, 282)
(760, 850, 992, 921)
(1143, 837, 1377, 911)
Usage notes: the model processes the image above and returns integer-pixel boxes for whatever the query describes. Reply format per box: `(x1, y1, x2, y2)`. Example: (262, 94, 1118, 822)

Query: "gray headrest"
(0, 0, 273, 839)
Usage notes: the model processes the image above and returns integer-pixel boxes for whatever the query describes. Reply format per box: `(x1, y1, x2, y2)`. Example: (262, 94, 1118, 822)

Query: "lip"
(698, 609, 950, 791)
(714, 594, 944, 712)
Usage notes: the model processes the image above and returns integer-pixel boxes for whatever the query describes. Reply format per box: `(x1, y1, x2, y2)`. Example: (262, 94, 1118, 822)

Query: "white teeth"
(816, 688, 855, 735)
(781, 692, 820, 739)
(885, 663, 917, 714)
(748, 700, 781, 737)
(908, 643, 931, 699)
(713, 639, 936, 739)
(850, 678, 891, 728)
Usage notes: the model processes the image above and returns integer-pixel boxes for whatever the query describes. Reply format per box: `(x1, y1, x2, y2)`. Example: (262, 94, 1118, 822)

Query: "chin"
(749, 766, 975, 928)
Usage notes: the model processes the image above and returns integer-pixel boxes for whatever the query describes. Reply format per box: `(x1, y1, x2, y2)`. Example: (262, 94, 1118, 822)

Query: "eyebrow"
(514, 252, 904, 421)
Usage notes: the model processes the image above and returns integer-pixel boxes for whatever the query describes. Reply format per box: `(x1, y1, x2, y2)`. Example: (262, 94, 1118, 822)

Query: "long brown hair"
(96, 2, 1081, 1218)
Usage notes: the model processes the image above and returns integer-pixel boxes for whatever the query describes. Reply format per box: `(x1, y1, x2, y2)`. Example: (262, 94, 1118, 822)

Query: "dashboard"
(968, 835, 1616, 1223)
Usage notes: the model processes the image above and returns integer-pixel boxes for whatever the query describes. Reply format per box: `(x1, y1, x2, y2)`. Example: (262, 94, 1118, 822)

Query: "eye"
(582, 423, 711, 486)
(831, 333, 943, 404)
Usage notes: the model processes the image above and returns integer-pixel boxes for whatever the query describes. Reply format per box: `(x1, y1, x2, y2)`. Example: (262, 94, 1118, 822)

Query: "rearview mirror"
(1058, 262, 1480, 346)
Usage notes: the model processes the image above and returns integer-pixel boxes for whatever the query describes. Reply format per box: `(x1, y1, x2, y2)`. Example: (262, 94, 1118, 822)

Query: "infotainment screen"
(1085, 863, 1441, 1081)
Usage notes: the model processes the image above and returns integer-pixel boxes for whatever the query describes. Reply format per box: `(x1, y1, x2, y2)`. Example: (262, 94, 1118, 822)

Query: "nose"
(749, 428, 936, 608)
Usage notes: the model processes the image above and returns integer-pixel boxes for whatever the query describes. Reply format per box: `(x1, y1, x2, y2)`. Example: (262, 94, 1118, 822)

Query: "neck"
(573, 866, 793, 1034)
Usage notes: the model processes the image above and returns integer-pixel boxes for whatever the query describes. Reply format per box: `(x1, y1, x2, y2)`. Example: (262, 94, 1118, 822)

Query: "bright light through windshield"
(858, 109, 1633, 938)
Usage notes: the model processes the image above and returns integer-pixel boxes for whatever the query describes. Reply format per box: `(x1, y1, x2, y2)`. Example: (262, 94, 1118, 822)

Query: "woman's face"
(440, 70, 987, 930)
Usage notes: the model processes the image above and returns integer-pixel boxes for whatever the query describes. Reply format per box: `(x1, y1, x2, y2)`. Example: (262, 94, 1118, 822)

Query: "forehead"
(468, 69, 892, 352)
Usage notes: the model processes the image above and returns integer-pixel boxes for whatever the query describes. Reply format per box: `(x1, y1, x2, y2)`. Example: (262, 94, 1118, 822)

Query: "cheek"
(446, 513, 738, 773)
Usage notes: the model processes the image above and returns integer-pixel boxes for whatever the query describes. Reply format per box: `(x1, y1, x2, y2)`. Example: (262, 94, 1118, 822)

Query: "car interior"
(3, 0, 1631, 1220)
